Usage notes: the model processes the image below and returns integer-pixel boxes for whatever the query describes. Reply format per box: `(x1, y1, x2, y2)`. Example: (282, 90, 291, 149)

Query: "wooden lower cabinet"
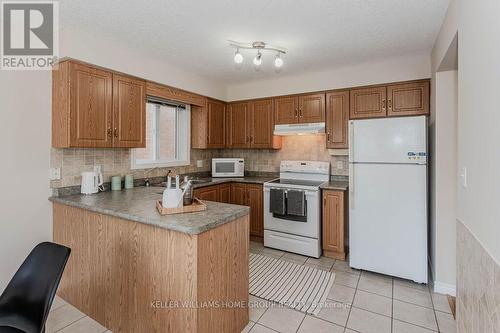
(194, 183, 264, 240)
(219, 183, 231, 203)
(193, 185, 219, 201)
(322, 190, 347, 260)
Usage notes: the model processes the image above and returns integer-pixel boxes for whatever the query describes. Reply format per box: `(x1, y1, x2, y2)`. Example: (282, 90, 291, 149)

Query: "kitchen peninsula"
(50, 186, 250, 333)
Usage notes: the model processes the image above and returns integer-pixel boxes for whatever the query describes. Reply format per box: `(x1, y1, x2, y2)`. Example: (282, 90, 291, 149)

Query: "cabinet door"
(112, 74, 146, 148)
(249, 99, 274, 148)
(387, 81, 430, 117)
(247, 184, 264, 238)
(194, 186, 219, 202)
(69, 63, 113, 147)
(227, 102, 249, 148)
(219, 184, 231, 203)
(322, 191, 345, 255)
(274, 96, 298, 124)
(326, 91, 349, 149)
(230, 183, 247, 206)
(298, 93, 325, 123)
(207, 99, 226, 148)
(349, 86, 387, 119)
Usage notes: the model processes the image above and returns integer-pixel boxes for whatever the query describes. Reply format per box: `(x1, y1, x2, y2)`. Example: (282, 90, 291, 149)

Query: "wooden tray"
(156, 198, 207, 215)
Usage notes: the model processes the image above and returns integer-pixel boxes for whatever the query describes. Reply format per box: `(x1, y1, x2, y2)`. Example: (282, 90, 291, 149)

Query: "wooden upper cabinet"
(274, 96, 298, 124)
(57, 62, 113, 148)
(326, 91, 349, 149)
(249, 99, 274, 148)
(227, 102, 249, 148)
(112, 74, 146, 148)
(207, 99, 226, 148)
(52, 60, 146, 148)
(349, 86, 387, 119)
(387, 81, 430, 117)
(298, 93, 325, 123)
(322, 190, 346, 260)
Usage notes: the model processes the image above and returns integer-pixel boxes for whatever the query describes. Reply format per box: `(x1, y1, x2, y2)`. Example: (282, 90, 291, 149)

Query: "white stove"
(263, 161, 330, 258)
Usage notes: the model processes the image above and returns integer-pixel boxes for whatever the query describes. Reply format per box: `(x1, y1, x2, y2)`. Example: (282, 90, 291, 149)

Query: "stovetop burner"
(268, 178, 325, 187)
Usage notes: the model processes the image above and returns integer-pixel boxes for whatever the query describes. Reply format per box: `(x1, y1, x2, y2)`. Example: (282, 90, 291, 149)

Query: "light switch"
(460, 166, 467, 188)
(336, 161, 344, 170)
(197, 160, 204, 168)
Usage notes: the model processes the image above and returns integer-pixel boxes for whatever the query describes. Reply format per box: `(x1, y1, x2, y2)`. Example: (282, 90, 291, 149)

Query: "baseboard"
(433, 281, 456, 296)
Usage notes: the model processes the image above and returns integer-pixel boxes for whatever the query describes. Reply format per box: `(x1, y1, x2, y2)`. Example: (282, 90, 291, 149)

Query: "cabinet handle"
(250, 136, 253, 143)
(107, 128, 113, 138)
(114, 128, 118, 138)
(324, 197, 326, 206)
(327, 132, 331, 142)
(382, 99, 386, 111)
(388, 99, 393, 109)
(294, 109, 298, 118)
(299, 109, 303, 117)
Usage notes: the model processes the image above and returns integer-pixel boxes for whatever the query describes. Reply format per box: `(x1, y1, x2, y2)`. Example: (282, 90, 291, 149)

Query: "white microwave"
(212, 158, 244, 178)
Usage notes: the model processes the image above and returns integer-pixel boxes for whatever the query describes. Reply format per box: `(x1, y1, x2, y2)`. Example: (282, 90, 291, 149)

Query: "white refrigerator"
(349, 116, 428, 283)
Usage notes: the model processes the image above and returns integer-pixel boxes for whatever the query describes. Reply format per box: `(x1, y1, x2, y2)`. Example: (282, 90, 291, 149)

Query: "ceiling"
(60, 0, 449, 84)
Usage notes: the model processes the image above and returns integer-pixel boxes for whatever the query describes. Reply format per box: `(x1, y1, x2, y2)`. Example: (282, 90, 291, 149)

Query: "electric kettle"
(81, 171, 103, 194)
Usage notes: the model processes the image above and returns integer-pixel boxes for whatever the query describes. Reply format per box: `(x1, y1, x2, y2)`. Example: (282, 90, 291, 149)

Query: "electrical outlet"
(94, 165, 102, 174)
(196, 160, 203, 168)
(49, 168, 61, 180)
(336, 161, 344, 170)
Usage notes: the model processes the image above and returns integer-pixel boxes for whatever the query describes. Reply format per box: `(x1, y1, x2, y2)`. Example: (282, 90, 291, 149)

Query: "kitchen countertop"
(188, 176, 277, 189)
(49, 186, 250, 235)
(320, 181, 349, 191)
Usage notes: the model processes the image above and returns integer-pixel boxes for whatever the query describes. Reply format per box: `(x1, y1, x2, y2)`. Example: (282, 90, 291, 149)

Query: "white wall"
(0, 70, 52, 291)
(226, 53, 431, 101)
(0, 23, 227, 290)
(432, 0, 500, 264)
(429, 70, 458, 294)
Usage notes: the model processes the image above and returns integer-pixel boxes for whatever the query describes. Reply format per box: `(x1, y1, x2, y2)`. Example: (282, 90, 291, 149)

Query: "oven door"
(263, 187, 321, 239)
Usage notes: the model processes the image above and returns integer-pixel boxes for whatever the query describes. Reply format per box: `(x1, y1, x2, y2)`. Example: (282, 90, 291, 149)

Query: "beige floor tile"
(331, 269, 359, 288)
(58, 316, 107, 333)
(357, 275, 393, 298)
(327, 284, 356, 304)
(344, 330, 358, 333)
(45, 304, 86, 333)
(316, 299, 351, 326)
(393, 300, 438, 331)
(361, 270, 393, 282)
(347, 307, 391, 333)
(393, 284, 433, 308)
(394, 277, 429, 291)
(258, 306, 305, 333)
(332, 259, 360, 275)
(241, 320, 256, 333)
(353, 290, 392, 317)
(297, 315, 344, 333)
(50, 295, 67, 312)
(305, 257, 335, 269)
(249, 295, 271, 322)
(281, 252, 308, 265)
(392, 319, 436, 332)
(431, 292, 452, 314)
(304, 262, 331, 271)
(435, 311, 456, 333)
(249, 323, 278, 333)
(261, 247, 285, 257)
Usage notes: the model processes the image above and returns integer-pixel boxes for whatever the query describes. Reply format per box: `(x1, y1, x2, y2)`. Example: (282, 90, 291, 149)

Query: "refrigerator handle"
(349, 163, 354, 210)
(348, 121, 354, 162)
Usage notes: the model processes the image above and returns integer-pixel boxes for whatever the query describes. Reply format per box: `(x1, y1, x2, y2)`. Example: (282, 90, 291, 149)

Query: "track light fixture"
(229, 40, 286, 69)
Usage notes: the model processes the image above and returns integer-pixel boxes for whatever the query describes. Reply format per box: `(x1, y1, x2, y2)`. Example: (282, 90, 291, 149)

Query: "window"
(131, 98, 190, 169)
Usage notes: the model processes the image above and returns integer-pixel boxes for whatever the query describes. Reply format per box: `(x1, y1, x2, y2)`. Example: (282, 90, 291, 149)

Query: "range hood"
(273, 122, 326, 136)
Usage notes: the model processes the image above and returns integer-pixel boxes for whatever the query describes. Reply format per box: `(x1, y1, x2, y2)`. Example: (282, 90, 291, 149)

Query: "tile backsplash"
(215, 135, 349, 176)
(50, 134, 348, 189)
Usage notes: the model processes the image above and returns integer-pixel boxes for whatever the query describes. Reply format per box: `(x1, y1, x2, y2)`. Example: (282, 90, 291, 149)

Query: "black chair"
(0, 242, 71, 333)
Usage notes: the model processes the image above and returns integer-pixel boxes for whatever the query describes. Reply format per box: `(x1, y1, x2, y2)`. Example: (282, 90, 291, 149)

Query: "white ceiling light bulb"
(253, 51, 262, 66)
(274, 53, 284, 68)
(234, 49, 243, 64)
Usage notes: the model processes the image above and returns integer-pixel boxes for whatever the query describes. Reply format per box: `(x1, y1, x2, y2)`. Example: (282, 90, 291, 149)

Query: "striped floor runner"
(249, 253, 335, 315)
